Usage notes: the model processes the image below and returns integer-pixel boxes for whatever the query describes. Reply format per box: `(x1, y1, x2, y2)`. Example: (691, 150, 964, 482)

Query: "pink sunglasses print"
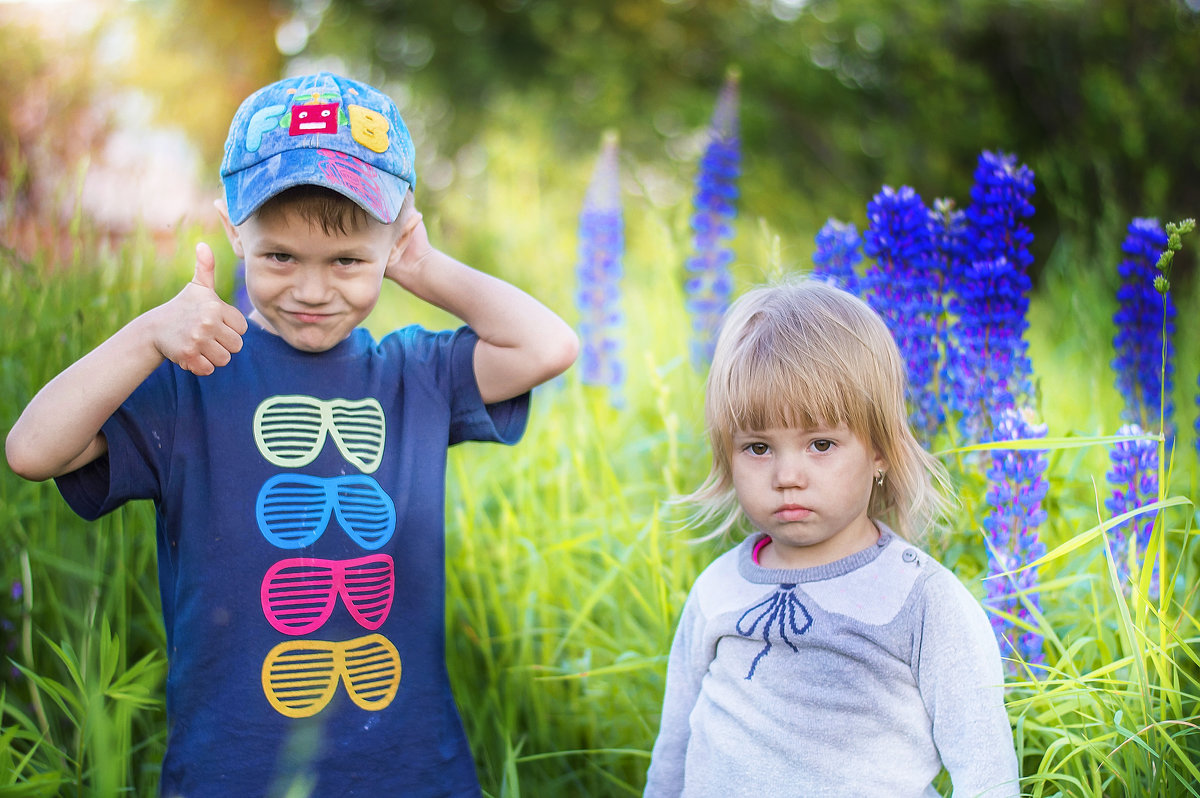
(261, 554, 394, 635)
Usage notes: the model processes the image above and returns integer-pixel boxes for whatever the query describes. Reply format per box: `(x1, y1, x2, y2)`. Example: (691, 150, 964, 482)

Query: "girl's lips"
(774, 505, 812, 522)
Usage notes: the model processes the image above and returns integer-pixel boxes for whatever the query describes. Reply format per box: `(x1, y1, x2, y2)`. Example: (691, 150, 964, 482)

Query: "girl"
(644, 279, 1019, 797)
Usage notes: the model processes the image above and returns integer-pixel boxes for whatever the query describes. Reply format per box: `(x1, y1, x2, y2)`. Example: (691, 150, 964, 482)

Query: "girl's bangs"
(719, 342, 858, 434)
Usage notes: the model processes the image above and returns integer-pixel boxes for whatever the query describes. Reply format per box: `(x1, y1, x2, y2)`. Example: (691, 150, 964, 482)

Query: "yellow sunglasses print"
(261, 634, 401, 718)
(253, 395, 386, 474)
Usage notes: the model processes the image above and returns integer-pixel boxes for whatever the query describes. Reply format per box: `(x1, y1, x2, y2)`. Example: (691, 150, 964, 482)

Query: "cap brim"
(224, 147, 409, 226)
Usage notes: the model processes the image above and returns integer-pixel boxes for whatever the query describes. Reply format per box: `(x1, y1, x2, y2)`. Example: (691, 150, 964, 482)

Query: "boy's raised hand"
(154, 243, 249, 375)
(376, 196, 578, 405)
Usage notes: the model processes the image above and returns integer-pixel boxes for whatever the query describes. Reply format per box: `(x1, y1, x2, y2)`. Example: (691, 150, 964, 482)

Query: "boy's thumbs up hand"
(191, 241, 220, 291)
(153, 243, 249, 376)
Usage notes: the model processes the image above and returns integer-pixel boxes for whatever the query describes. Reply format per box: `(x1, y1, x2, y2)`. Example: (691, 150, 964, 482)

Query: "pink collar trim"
(751, 535, 771, 565)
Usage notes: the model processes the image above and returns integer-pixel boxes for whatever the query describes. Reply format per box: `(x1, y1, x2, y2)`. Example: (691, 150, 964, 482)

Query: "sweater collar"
(737, 523, 896, 585)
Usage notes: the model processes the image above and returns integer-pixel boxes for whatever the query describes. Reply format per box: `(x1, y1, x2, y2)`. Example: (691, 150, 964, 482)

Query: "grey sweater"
(644, 527, 1020, 798)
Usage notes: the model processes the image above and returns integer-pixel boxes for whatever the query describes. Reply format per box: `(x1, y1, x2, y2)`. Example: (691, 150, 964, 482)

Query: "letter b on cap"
(349, 105, 390, 153)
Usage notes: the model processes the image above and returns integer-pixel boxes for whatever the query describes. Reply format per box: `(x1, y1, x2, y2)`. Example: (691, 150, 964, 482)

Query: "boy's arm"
(5, 244, 247, 481)
(385, 208, 578, 404)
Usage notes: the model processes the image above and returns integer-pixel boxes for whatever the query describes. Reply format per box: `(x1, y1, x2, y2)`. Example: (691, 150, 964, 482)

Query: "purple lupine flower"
(1105, 424, 1159, 592)
(945, 152, 1037, 441)
(929, 198, 969, 412)
(1112, 218, 1174, 432)
(4, 582, 19, 683)
(862, 186, 944, 441)
(233, 260, 253, 316)
(811, 219, 862, 295)
(983, 407, 1049, 667)
(575, 131, 625, 400)
(684, 69, 740, 366)
(965, 151, 1036, 273)
(945, 257, 1033, 437)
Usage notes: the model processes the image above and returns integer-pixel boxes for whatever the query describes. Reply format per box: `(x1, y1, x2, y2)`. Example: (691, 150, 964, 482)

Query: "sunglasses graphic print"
(256, 473, 396, 549)
(261, 554, 394, 635)
(262, 633, 401, 718)
(254, 395, 386, 473)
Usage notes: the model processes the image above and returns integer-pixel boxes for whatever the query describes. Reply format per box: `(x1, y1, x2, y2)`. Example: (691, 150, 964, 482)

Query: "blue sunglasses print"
(256, 473, 397, 550)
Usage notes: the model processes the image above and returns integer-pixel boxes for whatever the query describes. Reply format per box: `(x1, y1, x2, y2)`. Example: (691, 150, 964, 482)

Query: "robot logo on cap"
(242, 87, 391, 156)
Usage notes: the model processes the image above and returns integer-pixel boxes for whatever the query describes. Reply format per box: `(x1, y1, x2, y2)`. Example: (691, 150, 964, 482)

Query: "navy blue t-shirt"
(56, 323, 529, 797)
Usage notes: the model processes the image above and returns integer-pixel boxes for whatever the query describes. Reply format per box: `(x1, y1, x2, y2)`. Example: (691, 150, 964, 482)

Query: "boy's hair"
(684, 277, 953, 541)
(255, 185, 375, 236)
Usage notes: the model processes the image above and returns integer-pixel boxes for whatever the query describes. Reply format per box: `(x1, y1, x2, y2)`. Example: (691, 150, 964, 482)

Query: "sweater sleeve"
(644, 590, 708, 798)
(915, 569, 1021, 797)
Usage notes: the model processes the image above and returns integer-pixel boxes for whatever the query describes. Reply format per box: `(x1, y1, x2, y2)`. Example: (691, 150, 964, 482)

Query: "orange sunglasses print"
(262, 633, 401, 718)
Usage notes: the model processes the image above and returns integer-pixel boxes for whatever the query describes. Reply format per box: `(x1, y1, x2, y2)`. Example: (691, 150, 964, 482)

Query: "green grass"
(1, 231, 169, 797)
(1, 125, 1198, 796)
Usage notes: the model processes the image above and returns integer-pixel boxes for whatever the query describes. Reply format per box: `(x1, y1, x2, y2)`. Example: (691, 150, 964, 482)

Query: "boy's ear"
(389, 196, 422, 258)
(214, 199, 244, 258)
(398, 209, 422, 243)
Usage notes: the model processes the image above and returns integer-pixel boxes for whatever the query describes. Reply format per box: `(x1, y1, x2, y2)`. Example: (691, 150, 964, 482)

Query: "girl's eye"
(335, 258, 360, 267)
(747, 442, 770, 456)
(811, 439, 834, 453)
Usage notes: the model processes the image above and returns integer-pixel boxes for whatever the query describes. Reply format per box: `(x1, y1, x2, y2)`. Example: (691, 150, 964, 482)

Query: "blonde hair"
(684, 277, 952, 542)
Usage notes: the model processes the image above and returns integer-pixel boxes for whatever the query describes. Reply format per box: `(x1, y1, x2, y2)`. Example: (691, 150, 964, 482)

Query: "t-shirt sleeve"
(441, 326, 530, 446)
(915, 569, 1021, 797)
(53, 362, 177, 520)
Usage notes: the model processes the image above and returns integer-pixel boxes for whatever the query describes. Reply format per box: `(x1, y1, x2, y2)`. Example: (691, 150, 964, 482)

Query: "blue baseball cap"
(220, 72, 416, 225)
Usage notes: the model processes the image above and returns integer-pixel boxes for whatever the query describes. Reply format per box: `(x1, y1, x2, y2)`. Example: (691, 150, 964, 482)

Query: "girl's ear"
(214, 199, 244, 258)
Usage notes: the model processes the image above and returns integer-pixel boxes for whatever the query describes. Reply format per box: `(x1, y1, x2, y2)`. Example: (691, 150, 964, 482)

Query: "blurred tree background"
(308, 0, 1200, 277)
(3, 0, 1198, 276)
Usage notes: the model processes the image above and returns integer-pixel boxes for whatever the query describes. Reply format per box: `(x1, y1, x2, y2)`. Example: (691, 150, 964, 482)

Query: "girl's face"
(730, 422, 884, 570)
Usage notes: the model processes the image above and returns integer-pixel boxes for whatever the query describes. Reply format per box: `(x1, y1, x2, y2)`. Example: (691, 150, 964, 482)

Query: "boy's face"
(730, 422, 884, 569)
(222, 203, 402, 353)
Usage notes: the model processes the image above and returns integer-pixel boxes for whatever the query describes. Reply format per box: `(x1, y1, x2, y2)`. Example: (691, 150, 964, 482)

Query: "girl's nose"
(773, 454, 806, 489)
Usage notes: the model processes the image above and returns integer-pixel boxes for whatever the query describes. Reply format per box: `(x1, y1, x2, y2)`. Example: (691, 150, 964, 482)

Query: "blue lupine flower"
(862, 186, 944, 440)
(965, 150, 1036, 272)
(1105, 424, 1159, 592)
(811, 219, 862, 295)
(1112, 218, 1174, 431)
(684, 69, 741, 366)
(945, 152, 1037, 441)
(3, 581, 19, 682)
(983, 407, 1049, 667)
(944, 257, 1033, 437)
(233, 259, 253, 316)
(575, 131, 625, 400)
(929, 198, 969, 397)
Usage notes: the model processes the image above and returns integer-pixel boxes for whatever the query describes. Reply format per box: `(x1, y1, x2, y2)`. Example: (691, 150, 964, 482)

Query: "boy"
(6, 72, 578, 796)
